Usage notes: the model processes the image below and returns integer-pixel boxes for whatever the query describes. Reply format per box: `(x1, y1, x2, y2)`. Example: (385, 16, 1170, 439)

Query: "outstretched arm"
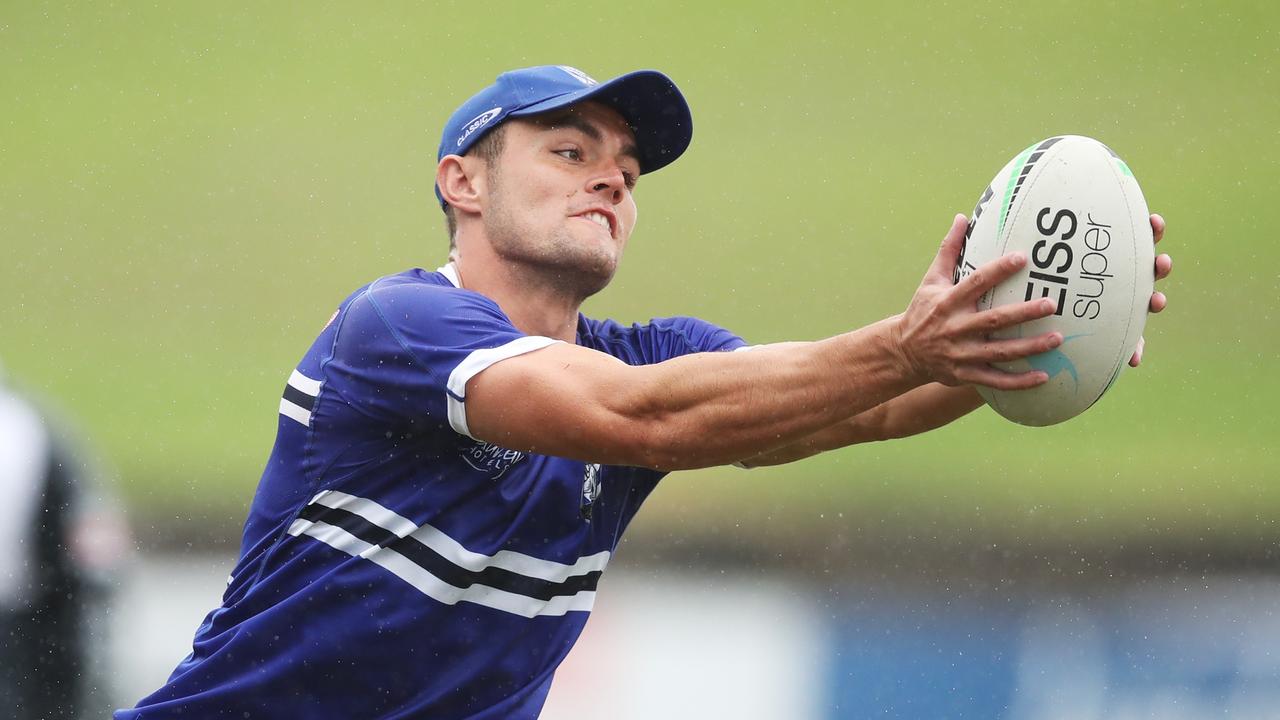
(465, 215, 1061, 471)
(740, 213, 1174, 467)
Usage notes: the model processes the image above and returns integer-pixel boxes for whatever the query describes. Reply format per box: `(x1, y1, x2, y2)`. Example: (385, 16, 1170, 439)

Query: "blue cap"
(435, 65, 693, 207)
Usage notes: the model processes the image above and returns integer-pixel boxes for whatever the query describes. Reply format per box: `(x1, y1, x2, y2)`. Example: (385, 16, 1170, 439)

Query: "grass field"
(3, 2, 1277, 546)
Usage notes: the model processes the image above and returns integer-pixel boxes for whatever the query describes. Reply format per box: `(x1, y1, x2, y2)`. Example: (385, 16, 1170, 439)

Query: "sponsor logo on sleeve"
(461, 440, 525, 478)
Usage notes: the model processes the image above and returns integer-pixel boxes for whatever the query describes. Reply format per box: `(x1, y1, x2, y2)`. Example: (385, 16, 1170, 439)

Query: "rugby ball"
(954, 135, 1154, 426)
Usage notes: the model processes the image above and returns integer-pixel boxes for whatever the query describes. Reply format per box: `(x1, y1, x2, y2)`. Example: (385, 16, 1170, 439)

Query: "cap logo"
(456, 106, 503, 148)
(558, 66, 598, 86)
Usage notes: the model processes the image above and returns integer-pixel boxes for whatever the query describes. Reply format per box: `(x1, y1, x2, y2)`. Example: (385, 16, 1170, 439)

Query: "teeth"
(582, 212, 610, 232)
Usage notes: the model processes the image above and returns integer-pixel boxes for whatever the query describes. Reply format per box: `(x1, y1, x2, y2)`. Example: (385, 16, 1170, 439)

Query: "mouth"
(574, 209, 616, 239)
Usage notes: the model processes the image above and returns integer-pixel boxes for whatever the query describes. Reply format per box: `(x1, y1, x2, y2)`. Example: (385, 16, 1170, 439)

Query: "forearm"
(739, 383, 984, 467)
(624, 318, 935, 469)
(875, 383, 984, 440)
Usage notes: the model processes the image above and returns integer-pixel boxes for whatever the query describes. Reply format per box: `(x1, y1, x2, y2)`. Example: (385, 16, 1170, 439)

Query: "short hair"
(443, 125, 507, 249)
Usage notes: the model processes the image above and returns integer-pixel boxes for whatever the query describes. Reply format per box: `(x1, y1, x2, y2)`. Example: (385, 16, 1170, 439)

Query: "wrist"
(884, 314, 926, 387)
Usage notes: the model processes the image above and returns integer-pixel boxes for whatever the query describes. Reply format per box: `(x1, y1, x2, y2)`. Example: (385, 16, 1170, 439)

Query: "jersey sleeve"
(575, 314, 747, 366)
(324, 279, 560, 439)
(655, 316, 748, 355)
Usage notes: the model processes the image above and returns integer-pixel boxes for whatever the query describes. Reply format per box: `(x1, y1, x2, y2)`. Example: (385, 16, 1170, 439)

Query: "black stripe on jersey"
(282, 384, 316, 411)
(298, 504, 602, 601)
(300, 503, 401, 547)
(391, 534, 602, 601)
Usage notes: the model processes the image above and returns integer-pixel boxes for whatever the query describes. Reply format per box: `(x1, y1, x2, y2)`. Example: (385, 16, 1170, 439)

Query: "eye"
(622, 171, 638, 190)
(554, 148, 582, 161)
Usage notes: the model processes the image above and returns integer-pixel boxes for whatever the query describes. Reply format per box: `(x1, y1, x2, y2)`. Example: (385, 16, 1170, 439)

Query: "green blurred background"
(3, 1, 1276, 558)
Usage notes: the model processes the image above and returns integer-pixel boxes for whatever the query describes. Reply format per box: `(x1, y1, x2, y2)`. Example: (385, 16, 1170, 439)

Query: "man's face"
(479, 101, 641, 298)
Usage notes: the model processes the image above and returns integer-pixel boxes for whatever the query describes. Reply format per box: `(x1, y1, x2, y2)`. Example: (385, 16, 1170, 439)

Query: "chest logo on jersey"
(461, 440, 526, 478)
(580, 463, 602, 520)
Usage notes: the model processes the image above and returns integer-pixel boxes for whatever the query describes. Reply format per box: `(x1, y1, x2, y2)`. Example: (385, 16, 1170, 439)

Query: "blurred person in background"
(0, 362, 131, 718)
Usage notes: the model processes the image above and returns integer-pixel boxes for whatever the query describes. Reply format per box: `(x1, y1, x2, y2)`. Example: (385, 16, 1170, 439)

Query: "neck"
(449, 251, 584, 344)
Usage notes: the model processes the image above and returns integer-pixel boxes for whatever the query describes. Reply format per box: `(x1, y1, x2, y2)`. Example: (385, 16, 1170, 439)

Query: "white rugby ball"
(954, 135, 1154, 426)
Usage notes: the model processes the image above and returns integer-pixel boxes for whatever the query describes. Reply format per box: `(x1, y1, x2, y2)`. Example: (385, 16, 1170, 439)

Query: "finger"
(1129, 336, 1146, 367)
(1155, 253, 1172, 280)
(927, 214, 969, 283)
(1150, 213, 1165, 244)
(963, 332, 1063, 364)
(962, 297, 1058, 335)
(1149, 291, 1167, 313)
(952, 250, 1027, 306)
(960, 365, 1050, 391)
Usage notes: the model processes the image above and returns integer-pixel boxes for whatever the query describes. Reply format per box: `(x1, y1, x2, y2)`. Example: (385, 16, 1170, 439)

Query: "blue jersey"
(118, 265, 745, 719)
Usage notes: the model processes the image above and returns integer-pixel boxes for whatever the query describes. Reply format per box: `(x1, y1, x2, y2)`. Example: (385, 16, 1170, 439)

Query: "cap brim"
(510, 70, 692, 175)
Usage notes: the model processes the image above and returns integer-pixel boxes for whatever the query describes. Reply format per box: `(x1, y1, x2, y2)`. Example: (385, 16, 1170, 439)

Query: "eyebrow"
(537, 112, 642, 167)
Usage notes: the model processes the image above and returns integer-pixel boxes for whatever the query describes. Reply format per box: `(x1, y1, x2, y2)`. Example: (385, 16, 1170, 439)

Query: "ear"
(436, 155, 485, 214)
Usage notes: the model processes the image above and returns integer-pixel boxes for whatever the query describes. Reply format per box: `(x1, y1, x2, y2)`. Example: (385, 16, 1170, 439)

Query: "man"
(118, 65, 1171, 718)
(0, 365, 129, 718)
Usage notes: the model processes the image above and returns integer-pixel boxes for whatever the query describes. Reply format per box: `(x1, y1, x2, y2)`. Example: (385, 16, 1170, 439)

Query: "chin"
(540, 234, 620, 296)
(493, 227, 622, 297)
(563, 253, 617, 298)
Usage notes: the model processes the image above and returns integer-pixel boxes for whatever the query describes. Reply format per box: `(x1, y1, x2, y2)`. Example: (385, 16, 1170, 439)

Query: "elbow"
(607, 410, 706, 472)
(596, 380, 725, 471)
(591, 381, 679, 470)
(622, 415, 688, 472)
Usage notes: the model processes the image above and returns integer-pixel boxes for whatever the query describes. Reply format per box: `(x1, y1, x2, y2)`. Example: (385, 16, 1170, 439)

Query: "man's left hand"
(1130, 213, 1172, 367)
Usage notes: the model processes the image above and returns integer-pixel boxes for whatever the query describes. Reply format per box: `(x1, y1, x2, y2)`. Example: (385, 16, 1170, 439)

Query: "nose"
(587, 167, 627, 205)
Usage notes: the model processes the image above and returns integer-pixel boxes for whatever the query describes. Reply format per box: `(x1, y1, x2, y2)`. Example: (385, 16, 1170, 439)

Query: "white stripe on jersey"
(289, 493, 603, 618)
(279, 370, 321, 427)
(278, 398, 312, 427)
(288, 369, 322, 396)
(309, 490, 611, 582)
(444, 336, 562, 438)
(289, 517, 597, 618)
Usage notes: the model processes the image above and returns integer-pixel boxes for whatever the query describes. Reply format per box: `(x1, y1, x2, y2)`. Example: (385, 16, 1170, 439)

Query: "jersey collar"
(437, 263, 461, 288)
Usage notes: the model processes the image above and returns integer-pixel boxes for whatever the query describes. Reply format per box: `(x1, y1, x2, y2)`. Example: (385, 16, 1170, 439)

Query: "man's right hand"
(893, 213, 1064, 390)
